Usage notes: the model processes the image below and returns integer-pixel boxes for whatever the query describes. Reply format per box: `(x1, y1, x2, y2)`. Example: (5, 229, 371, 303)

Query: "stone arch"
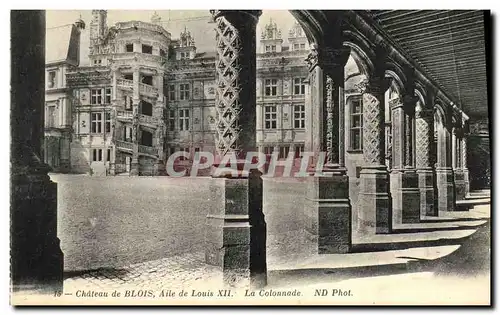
(385, 60, 408, 94)
(342, 28, 376, 78)
(434, 101, 448, 129)
(288, 10, 329, 50)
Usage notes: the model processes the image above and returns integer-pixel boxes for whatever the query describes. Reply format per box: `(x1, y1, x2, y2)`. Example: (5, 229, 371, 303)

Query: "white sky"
(46, 10, 299, 66)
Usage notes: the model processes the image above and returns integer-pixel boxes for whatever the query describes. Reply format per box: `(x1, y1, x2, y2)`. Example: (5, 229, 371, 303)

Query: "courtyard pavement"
(41, 174, 490, 305)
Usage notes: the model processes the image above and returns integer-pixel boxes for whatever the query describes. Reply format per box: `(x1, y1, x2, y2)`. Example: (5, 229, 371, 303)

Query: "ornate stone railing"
(117, 78, 134, 90)
(138, 144, 158, 156)
(116, 110, 133, 120)
(139, 82, 158, 97)
(112, 53, 166, 67)
(139, 114, 158, 125)
(115, 140, 134, 151)
(66, 67, 111, 86)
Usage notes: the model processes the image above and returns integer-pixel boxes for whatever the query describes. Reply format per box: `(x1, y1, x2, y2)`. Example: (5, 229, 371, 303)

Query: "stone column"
(453, 128, 466, 200)
(390, 92, 420, 225)
(205, 10, 266, 289)
(358, 63, 392, 234)
(435, 109, 455, 211)
(389, 98, 404, 199)
(304, 44, 352, 253)
(11, 10, 63, 293)
(415, 108, 437, 216)
(462, 132, 470, 196)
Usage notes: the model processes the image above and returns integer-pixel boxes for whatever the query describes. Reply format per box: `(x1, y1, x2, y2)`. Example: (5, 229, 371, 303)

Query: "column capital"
(356, 76, 391, 95)
(415, 107, 433, 120)
(402, 93, 419, 112)
(305, 45, 350, 80)
(210, 10, 262, 22)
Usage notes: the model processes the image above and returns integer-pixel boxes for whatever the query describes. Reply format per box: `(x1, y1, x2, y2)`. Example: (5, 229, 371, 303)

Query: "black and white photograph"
(9, 8, 491, 306)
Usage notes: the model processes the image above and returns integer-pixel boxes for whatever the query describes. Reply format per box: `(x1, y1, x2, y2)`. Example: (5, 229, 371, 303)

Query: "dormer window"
(47, 71, 57, 89)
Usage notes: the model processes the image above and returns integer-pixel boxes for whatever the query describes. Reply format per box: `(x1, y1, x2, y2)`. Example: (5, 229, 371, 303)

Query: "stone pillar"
(358, 61, 392, 234)
(435, 109, 455, 211)
(390, 92, 420, 225)
(11, 10, 63, 293)
(304, 43, 352, 253)
(205, 10, 266, 289)
(415, 108, 436, 216)
(453, 128, 466, 200)
(462, 133, 470, 196)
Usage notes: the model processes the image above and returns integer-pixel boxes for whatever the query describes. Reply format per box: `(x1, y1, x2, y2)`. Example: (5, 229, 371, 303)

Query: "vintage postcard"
(10, 9, 491, 306)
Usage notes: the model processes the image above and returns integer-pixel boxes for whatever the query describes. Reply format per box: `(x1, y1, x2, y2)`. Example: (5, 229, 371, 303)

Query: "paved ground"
(45, 174, 490, 305)
(51, 174, 309, 271)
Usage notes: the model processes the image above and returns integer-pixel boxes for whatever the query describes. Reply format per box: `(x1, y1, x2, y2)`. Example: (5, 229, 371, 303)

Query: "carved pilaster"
(403, 94, 417, 168)
(390, 97, 405, 170)
(416, 108, 436, 216)
(207, 9, 266, 290)
(358, 70, 392, 234)
(415, 109, 433, 169)
(304, 43, 352, 253)
(435, 105, 455, 211)
(359, 76, 390, 167)
(211, 10, 261, 159)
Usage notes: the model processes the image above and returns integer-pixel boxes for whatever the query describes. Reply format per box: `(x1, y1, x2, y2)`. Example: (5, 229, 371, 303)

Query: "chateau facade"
(45, 11, 318, 176)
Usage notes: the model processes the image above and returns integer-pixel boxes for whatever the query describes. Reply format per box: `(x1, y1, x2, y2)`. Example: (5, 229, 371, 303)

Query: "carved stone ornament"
(363, 92, 384, 165)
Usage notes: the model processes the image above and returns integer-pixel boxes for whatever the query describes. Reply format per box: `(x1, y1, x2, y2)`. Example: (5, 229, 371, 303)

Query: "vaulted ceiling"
(368, 10, 489, 118)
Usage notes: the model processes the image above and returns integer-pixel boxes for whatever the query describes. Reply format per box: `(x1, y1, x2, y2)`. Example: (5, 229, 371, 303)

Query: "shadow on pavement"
(267, 218, 490, 288)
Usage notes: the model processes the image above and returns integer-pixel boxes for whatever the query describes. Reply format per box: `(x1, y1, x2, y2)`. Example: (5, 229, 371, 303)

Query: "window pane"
(353, 116, 361, 128)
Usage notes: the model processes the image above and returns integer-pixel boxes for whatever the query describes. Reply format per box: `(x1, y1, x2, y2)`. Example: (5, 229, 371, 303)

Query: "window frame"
(293, 104, 305, 129)
(264, 79, 278, 96)
(349, 97, 363, 151)
(92, 148, 103, 162)
(168, 84, 176, 101)
(179, 83, 190, 101)
(264, 105, 277, 129)
(105, 112, 112, 133)
(293, 78, 306, 95)
(47, 70, 57, 89)
(179, 109, 190, 131)
(46, 105, 56, 128)
(169, 109, 176, 131)
(91, 112, 103, 134)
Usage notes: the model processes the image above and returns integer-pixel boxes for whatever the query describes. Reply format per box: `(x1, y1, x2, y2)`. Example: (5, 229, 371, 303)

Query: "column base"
(11, 170, 64, 293)
(305, 173, 352, 254)
(358, 166, 392, 234)
(454, 169, 466, 200)
(463, 169, 470, 196)
(205, 170, 267, 289)
(130, 160, 139, 176)
(109, 163, 116, 175)
(417, 169, 437, 216)
(390, 169, 421, 224)
(436, 167, 455, 212)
